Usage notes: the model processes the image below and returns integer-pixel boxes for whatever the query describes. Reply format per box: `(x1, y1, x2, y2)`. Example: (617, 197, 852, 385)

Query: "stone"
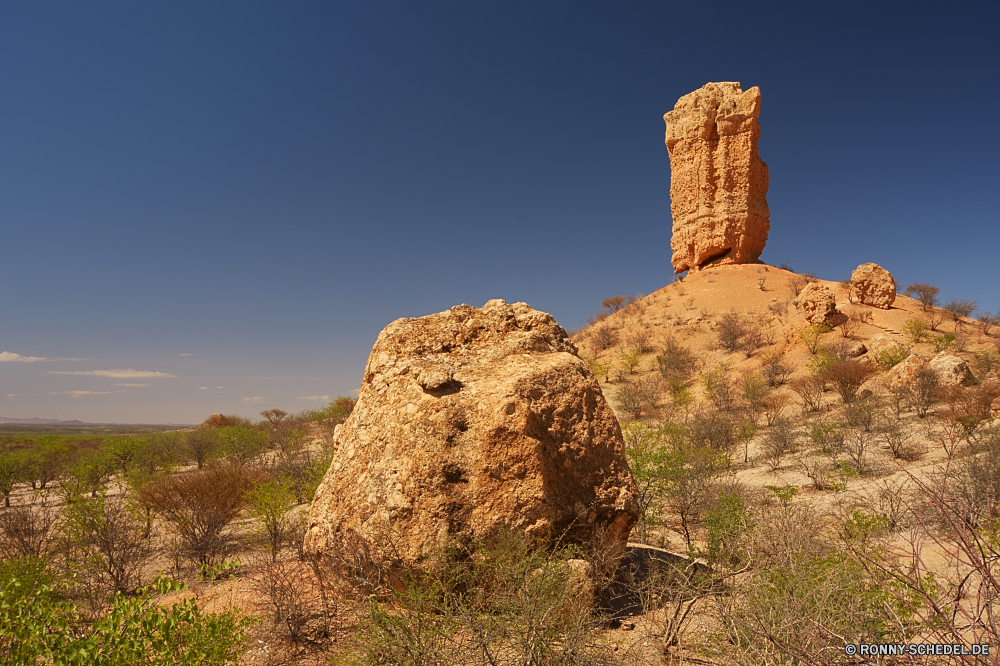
(798, 282, 837, 325)
(928, 352, 976, 387)
(303, 299, 640, 567)
(663, 82, 769, 273)
(851, 263, 896, 309)
(884, 353, 927, 389)
(846, 342, 868, 358)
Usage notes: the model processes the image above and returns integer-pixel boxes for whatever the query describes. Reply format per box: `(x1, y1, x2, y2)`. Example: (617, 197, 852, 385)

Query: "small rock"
(846, 342, 867, 358)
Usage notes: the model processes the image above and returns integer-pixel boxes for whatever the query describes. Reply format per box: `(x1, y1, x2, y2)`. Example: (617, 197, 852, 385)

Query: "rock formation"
(303, 299, 640, 566)
(663, 82, 770, 273)
(852, 263, 896, 309)
(799, 282, 837, 324)
(928, 352, 976, 387)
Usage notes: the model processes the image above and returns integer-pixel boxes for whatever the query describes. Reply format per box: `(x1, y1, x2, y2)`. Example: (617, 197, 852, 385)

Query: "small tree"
(910, 367, 941, 418)
(943, 298, 977, 330)
(246, 478, 296, 563)
(62, 490, 154, 594)
(904, 282, 940, 311)
(0, 451, 28, 508)
(139, 465, 266, 566)
(822, 360, 875, 404)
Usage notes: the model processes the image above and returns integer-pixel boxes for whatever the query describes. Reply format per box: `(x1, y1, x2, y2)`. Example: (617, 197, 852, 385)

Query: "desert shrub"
(943, 298, 977, 329)
(930, 332, 956, 353)
(970, 349, 1000, 378)
(790, 375, 825, 413)
(871, 342, 910, 369)
(655, 337, 696, 387)
(842, 425, 878, 476)
(246, 478, 297, 563)
(976, 310, 998, 336)
(214, 425, 270, 466)
(139, 464, 267, 566)
(356, 530, 615, 666)
(201, 413, 250, 428)
(878, 419, 923, 461)
(738, 372, 770, 427)
(798, 324, 830, 355)
(184, 430, 220, 469)
(760, 350, 791, 387)
(615, 375, 661, 419)
(904, 282, 939, 311)
(822, 359, 875, 404)
(0, 451, 29, 508)
(717, 312, 747, 353)
(761, 418, 797, 472)
(622, 422, 669, 544)
(625, 329, 654, 355)
(61, 450, 115, 500)
(0, 572, 253, 665)
(618, 347, 643, 374)
(701, 366, 739, 413)
(687, 410, 738, 455)
(62, 490, 154, 594)
(592, 325, 618, 351)
(275, 448, 333, 505)
(26, 441, 71, 489)
(250, 558, 338, 643)
(910, 367, 941, 418)
(902, 317, 929, 344)
(0, 502, 57, 560)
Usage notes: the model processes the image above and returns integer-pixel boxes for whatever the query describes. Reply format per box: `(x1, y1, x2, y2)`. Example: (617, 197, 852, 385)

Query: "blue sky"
(2, 2, 998, 423)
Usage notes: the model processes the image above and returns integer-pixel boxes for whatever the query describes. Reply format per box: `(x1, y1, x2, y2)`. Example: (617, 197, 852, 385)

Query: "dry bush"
(62, 491, 154, 594)
(761, 351, 791, 387)
(717, 311, 747, 353)
(790, 375, 825, 413)
(139, 464, 267, 566)
(879, 419, 924, 461)
(624, 329, 654, 355)
(654, 337, 696, 388)
(592, 325, 619, 351)
(762, 392, 791, 426)
(761, 418, 798, 472)
(250, 557, 339, 644)
(201, 413, 250, 428)
(0, 502, 57, 560)
(822, 359, 875, 404)
(615, 376, 661, 419)
(910, 367, 941, 418)
(904, 282, 940, 311)
(838, 312, 861, 338)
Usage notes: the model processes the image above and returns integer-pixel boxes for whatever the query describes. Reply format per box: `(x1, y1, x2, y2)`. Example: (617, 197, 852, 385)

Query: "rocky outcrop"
(928, 352, 976, 387)
(884, 353, 927, 389)
(799, 282, 837, 325)
(303, 299, 640, 566)
(852, 263, 896, 309)
(663, 82, 770, 273)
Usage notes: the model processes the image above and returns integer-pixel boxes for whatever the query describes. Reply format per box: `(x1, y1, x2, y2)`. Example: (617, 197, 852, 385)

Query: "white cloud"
(296, 395, 331, 402)
(242, 396, 266, 404)
(49, 369, 176, 378)
(178, 353, 192, 356)
(6, 393, 25, 398)
(197, 386, 224, 391)
(55, 390, 113, 398)
(1, 351, 52, 362)
(113, 383, 151, 387)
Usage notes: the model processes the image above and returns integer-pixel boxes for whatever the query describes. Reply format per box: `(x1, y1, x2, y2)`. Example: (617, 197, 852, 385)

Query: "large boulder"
(928, 352, 976, 387)
(663, 82, 770, 273)
(303, 299, 640, 566)
(851, 263, 896, 309)
(883, 353, 927, 389)
(798, 282, 837, 325)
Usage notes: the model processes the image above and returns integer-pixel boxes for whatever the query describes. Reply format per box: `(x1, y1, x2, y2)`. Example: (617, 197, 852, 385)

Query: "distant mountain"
(0, 416, 88, 425)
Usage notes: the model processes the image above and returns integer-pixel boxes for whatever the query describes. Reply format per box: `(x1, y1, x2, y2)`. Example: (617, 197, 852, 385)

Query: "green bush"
(0, 564, 253, 665)
(871, 343, 910, 369)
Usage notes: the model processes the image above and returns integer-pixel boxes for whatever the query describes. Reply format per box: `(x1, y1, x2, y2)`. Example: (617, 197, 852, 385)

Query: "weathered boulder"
(884, 353, 927, 389)
(928, 352, 976, 387)
(799, 282, 837, 325)
(663, 82, 769, 273)
(852, 263, 896, 309)
(303, 299, 640, 566)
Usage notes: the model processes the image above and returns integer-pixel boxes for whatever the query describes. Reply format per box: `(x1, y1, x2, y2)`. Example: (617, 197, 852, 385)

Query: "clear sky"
(2, 2, 998, 424)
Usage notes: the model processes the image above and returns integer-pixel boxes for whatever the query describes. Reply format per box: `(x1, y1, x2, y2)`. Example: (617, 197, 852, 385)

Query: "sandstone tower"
(663, 82, 770, 273)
